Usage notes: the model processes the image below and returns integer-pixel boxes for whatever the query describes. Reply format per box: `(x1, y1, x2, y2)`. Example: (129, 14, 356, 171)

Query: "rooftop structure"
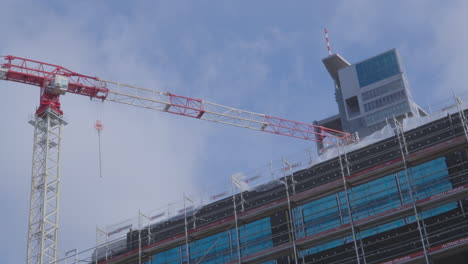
(316, 49, 427, 152)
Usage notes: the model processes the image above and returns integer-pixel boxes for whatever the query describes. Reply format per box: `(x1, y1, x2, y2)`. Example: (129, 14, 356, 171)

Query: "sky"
(1, 0, 468, 263)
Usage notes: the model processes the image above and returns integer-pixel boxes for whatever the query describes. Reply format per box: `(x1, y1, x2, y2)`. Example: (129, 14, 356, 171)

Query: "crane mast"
(27, 109, 65, 264)
(0, 55, 352, 264)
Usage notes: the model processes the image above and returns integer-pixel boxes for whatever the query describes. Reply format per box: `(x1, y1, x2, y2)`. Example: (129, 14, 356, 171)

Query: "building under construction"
(92, 50, 468, 264)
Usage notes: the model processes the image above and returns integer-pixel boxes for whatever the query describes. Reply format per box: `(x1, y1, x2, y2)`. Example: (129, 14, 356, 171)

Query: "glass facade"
(148, 247, 181, 264)
(239, 217, 273, 256)
(144, 217, 273, 264)
(356, 50, 400, 88)
(361, 79, 404, 101)
(345, 174, 402, 222)
(365, 101, 409, 125)
(293, 194, 342, 239)
(293, 157, 456, 259)
(299, 238, 344, 258)
(363, 90, 406, 112)
(189, 229, 235, 263)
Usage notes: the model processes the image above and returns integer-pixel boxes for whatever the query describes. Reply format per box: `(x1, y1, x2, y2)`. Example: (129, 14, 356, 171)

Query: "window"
(360, 219, 406, 238)
(365, 101, 409, 125)
(147, 218, 273, 263)
(150, 247, 182, 264)
(293, 194, 341, 239)
(239, 217, 273, 256)
(356, 50, 400, 88)
(362, 79, 404, 101)
(299, 238, 344, 257)
(364, 90, 406, 112)
(190, 229, 234, 263)
(347, 174, 401, 221)
(397, 157, 453, 202)
(346, 96, 361, 118)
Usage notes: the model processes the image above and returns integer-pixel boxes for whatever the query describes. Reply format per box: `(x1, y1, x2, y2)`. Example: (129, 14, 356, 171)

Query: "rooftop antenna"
(95, 120, 104, 178)
(324, 27, 332, 56)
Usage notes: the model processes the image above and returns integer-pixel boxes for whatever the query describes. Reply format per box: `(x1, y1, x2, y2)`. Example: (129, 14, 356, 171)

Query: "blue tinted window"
(292, 156, 456, 260)
(365, 101, 409, 125)
(347, 174, 401, 221)
(407, 203, 457, 223)
(293, 194, 341, 239)
(239, 217, 273, 256)
(356, 50, 400, 87)
(151, 246, 181, 264)
(360, 219, 405, 238)
(421, 203, 457, 218)
(398, 157, 452, 202)
(299, 238, 344, 257)
(364, 90, 406, 112)
(362, 79, 404, 101)
(190, 229, 235, 263)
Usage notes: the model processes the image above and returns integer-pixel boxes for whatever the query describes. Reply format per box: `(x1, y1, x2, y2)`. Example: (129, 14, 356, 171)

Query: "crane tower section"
(27, 110, 66, 264)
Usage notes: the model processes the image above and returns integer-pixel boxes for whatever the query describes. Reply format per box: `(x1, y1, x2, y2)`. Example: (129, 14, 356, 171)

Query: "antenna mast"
(324, 28, 332, 56)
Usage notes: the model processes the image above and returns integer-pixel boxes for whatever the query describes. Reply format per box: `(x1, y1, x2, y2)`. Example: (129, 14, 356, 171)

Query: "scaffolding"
(394, 117, 430, 263)
(337, 143, 366, 264)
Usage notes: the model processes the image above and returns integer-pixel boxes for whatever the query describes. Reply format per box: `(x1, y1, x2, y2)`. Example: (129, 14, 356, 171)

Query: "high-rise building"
(93, 51, 468, 264)
(317, 49, 427, 151)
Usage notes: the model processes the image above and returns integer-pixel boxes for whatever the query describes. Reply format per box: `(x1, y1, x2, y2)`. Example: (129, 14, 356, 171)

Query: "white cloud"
(428, 1, 468, 97)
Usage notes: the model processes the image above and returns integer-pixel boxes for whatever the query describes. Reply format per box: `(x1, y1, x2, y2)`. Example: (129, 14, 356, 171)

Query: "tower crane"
(0, 55, 351, 264)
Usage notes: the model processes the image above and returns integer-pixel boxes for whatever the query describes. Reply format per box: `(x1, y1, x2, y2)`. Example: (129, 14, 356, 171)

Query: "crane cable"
(95, 120, 104, 178)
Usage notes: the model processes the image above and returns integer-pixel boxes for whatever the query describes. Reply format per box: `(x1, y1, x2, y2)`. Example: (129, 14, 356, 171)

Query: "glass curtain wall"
(144, 217, 273, 264)
(294, 156, 457, 258)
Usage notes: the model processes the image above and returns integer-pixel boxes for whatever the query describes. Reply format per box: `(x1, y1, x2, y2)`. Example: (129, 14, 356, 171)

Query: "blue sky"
(1, 0, 468, 263)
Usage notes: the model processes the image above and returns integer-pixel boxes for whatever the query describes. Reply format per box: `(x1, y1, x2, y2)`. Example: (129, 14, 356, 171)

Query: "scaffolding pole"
(283, 159, 296, 194)
(95, 227, 109, 264)
(270, 160, 274, 181)
(282, 158, 299, 264)
(299, 205, 306, 239)
(455, 96, 468, 143)
(139, 211, 152, 246)
(336, 193, 345, 227)
(394, 118, 430, 264)
(184, 194, 192, 264)
(394, 174, 407, 223)
(337, 144, 365, 264)
(231, 185, 242, 264)
(138, 210, 144, 264)
(65, 249, 78, 264)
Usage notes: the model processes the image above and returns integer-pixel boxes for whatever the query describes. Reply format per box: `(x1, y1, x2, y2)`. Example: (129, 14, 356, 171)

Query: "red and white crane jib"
(0, 55, 108, 116)
(0, 55, 352, 145)
(102, 80, 352, 146)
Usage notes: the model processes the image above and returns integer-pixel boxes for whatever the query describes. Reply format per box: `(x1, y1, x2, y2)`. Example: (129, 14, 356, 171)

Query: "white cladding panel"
(338, 65, 360, 100)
